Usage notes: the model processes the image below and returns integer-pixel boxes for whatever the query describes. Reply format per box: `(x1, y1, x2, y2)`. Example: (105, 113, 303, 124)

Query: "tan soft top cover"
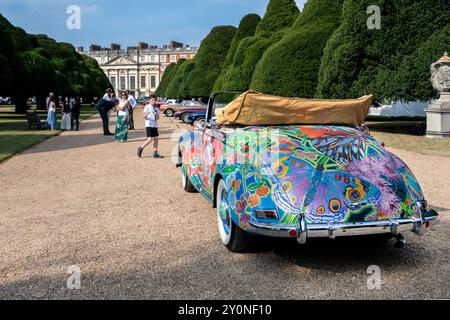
(215, 90, 373, 126)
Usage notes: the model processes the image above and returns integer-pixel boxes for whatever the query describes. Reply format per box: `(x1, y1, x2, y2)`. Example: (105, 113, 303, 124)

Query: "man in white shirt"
(127, 90, 138, 130)
(137, 95, 161, 158)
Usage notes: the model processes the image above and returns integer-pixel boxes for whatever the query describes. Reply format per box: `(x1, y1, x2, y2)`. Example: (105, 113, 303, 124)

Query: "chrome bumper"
(246, 209, 439, 245)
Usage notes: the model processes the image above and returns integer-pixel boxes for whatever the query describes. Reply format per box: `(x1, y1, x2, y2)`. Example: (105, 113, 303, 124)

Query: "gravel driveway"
(0, 112, 449, 300)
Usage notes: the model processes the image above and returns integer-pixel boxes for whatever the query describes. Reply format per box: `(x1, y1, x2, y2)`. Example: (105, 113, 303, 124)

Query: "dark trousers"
(71, 113, 80, 131)
(99, 111, 110, 135)
(128, 106, 134, 130)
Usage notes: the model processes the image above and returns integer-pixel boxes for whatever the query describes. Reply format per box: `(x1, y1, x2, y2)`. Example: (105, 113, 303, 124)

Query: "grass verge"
(0, 105, 98, 162)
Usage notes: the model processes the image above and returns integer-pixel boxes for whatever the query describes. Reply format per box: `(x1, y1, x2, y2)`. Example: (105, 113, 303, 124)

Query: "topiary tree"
(164, 59, 189, 99)
(0, 15, 15, 98)
(185, 26, 237, 98)
(173, 60, 196, 99)
(251, 0, 344, 98)
(155, 62, 177, 98)
(388, 25, 450, 102)
(255, 0, 300, 38)
(213, 14, 261, 93)
(317, 0, 450, 101)
(218, 0, 299, 98)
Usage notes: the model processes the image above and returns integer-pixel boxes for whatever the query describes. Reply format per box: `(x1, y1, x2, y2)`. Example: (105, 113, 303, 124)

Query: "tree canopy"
(316, 0, 450, 101)
(180, 25, 236, 98)
(251, 0, 344, 98)
(155, 62, 177, 98)
(255, 0, 300, 38)
(213, 14, 261, 93)
(0, 14, 111, 112)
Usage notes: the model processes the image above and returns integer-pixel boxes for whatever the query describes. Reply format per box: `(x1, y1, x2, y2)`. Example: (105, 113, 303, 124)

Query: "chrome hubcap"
(219, 190, 231, 236)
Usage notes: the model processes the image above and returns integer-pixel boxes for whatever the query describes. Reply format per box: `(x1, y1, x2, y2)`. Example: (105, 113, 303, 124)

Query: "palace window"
(120, 76, 126, 90)
(130, 76, 136, 90)
(170, 55, 177, 63)
(150, 75, 156, 89)
(150, 55, 155, 62)
(140, 75, 146, 88)
(180, 54, 187, 59)
(110, 76, 116, 89)
(160, 55, 166, 63)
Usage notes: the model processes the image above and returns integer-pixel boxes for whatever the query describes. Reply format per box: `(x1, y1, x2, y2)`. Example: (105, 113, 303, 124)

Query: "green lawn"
(0, 105, 98, 162)
(366, 119, 450, 158)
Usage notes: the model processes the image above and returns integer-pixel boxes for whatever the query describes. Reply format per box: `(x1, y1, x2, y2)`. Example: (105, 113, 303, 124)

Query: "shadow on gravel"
(247, 234, 427, 272)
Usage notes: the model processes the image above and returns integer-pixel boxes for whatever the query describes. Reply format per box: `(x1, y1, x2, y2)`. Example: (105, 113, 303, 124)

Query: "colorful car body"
(178, 107, 438, 251)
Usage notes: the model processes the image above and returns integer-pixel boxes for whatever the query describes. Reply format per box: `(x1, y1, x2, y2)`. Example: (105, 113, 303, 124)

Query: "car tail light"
(255, 210, 279, 220)
(289, 229, 297, 238)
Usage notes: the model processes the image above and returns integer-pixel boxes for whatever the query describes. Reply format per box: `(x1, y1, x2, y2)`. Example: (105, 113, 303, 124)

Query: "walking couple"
(137, 95, 161, 159)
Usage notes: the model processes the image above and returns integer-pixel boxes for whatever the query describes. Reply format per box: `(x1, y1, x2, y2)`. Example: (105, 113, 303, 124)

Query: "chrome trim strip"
(246, 211, 438, 244)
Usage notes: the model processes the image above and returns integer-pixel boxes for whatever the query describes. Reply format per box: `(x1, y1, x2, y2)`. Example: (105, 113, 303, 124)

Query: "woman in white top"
(46, 96, 58, 130)
(114, 91, 130, 142)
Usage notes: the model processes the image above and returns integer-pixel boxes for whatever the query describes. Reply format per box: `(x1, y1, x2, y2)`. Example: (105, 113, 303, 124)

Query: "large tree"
(155, 62, 177, 98)
(316, 0, 450, 101)
(0, 14, 111, 112)
(183, 26, 237, 98)
(213, 14, 261, 93)
(219, 0, 299, 97)
(251, 0, 344, 98)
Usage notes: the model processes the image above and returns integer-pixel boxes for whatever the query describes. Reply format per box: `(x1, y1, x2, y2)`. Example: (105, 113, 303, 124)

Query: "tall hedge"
(317, 0, 450, 101)
(213, 14, 261, 93)
(175, 60, 196, 99)
(387, 25, 450, 101)
(251, 0, 344, 98)
(255, 0, 300, 38)
(184, 26, 237, 98)
(164, 58, 189, 99)
(155, 62, 177, 98)
(219, 0, 299, 96)
(0, 14, 111, 112)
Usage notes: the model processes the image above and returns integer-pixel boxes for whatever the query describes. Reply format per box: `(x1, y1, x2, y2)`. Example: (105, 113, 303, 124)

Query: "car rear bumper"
(246, 209, 439, 244)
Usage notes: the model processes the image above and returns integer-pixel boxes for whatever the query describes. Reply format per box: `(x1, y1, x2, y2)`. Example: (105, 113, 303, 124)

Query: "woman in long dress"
(61, 97, 71, 131)
(47, 96, 58, 130)
(114, 91, 130, 142)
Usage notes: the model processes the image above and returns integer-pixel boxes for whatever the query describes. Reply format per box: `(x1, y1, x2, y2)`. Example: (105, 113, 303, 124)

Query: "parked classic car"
(185, 112, 207, 125)
(177, 92, 438, 252)
(174, 108, 207, 123)
(161, 100, 206, 117)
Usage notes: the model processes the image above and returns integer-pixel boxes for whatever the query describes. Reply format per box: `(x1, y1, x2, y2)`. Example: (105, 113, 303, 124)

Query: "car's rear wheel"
(216, 179, 249, 252)
(182, 167, 197, 193)
(165, 109, 174, 117)
(181, 113, 192, 123)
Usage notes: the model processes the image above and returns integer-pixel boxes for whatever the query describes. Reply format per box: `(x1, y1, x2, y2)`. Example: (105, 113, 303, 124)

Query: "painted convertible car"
(177, 97, 439, 252)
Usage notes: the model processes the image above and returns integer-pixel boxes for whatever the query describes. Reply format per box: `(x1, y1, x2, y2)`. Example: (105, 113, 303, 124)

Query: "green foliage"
(185, 26, 237, 98)
(0, 14, 110, 112)
(175, 60, 195, 99)
(317, 0, 450, 101)
(154, 62, 178, 97)
(164, 59, 189, 98)
(389, 25, 450, 101)
(220, 31, 285, 94)
(255, 0, 299, 38)
(213, 14, 261, 92)
(251, 0, 344, 98)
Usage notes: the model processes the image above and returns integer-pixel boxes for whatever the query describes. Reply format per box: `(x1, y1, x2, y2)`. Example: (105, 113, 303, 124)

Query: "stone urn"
(426, 52, 450, 138)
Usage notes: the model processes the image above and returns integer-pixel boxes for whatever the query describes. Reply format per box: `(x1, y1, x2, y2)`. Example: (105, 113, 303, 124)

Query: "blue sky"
(0, 0, 307, 48)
